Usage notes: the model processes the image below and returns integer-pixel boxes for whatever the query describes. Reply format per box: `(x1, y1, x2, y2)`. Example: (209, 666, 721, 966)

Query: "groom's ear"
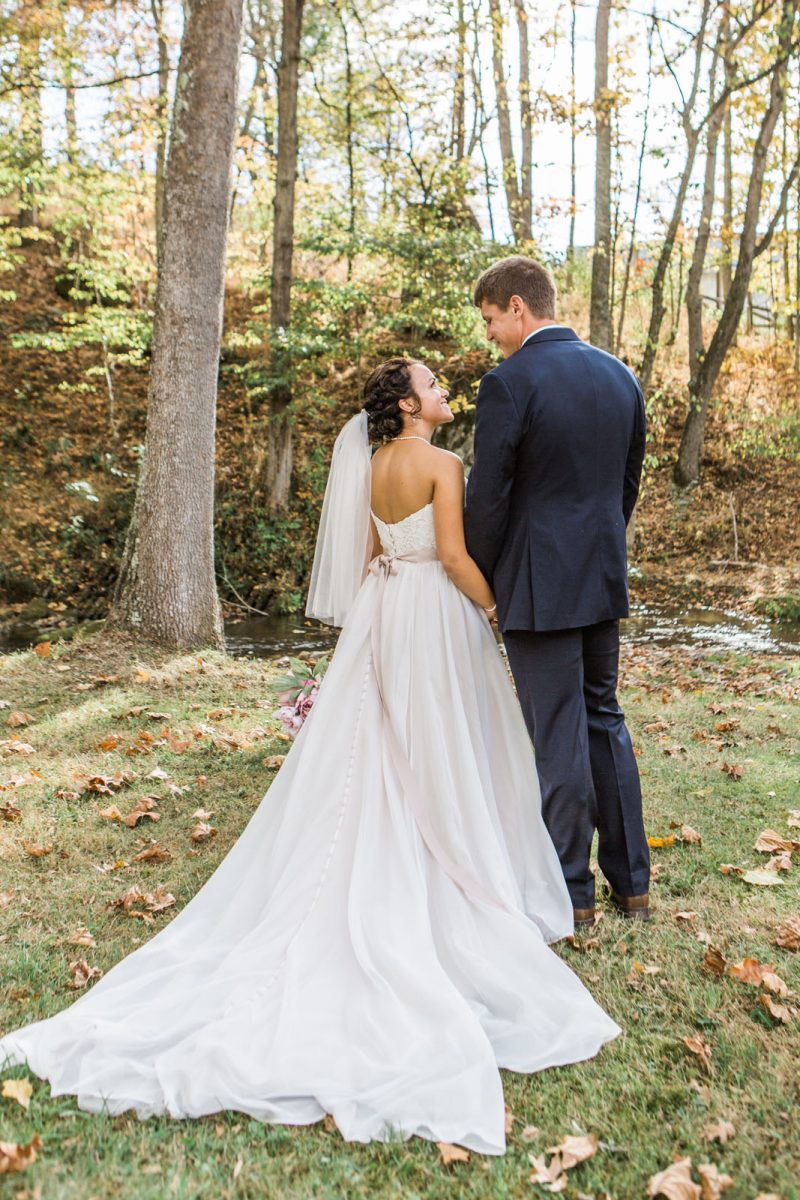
(509, 294, 526, 318)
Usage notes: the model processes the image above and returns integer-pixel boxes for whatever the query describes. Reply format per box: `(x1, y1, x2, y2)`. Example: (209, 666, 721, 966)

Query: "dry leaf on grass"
(718, 864, 744, 876)
(436, 1142, 469, 1166)
(702, 946, 727, 975)
(99, 795, 160, 828)
(678, 825, 703, 845)
(264, 755, 286, 770)
(6, 712, 33, 728)
(1, 739, 36, 756)
(1, 1079, 33, 1110)
(504, 1106, 515, 1134)
(131, 843, 173, 863)
(697, 1162, 734, 1200)
(67, 959, 103, 989)
(720, 763, 743, 780)
(107, 884, 176, 921)
(772, 916, 800, 950)
(682, 1034, 713, 1071)
(754, 829, 800, 854)
(702, 1120, 735, 1144)
(1, 799, 22, 821)
(190, 821, 217, 842)
(759, 994, 793, 1024)
(0, 1132, 43, 1173)
(0, 891, 12, 908)
(648, 1157, 701, 1199)
(34, 640, 51, 657)
(675, 911, 699, 922)
(788, 810, 800, 828)
(741, 869, 784, 887)
(627, 960, 660, 983)
(529, 1153, 567, 1192)
(521, 1124, 540, 1142)
(765, 852, 793, 872)
(546, 1133, 598, 1170)
(66, 927, 96, 948)
(97, 735, 121, 752)
(648, 834, 676, 848)
(22, 840, 52, 857)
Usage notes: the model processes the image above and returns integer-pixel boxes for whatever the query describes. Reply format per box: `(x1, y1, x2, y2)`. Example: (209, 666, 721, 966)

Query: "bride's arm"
(432, 454, 496, 611)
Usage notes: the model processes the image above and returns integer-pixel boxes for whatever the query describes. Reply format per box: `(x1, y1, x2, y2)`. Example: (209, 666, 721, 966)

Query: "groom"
(464, 256, 650, 927)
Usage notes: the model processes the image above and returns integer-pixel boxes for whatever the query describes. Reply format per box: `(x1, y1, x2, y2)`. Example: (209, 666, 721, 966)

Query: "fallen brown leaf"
(34, 640, 51, 657)
(264, 755, 286, 770)
(67, 959, 103, 989)
(436, 1142, 469, 1166)
(702, 946, 727, 976)
(754, 828, 800, 854)
(66, 927, 96, 948)
(131, 843, 173, 863)
(682, 1034, 713, 1071)
(728, 957, 775, 986)
(648, 1157, 701, 1200)
(679, 825, 703, 845)
(108, 884, 176, 921)
(22, 840, 52, 857)
(190, 821, 217, 842)
(720, 762, 743, 780)
(0, 1132, 43, 1173)
(529, 1153, 567, 1192)
(765, 852, 793, 872)
(1, 1079, 33, 1110)
(6, 712, 33, 728)
(97, 735, 121, 752)
(759, 993, 793, 1024)
(675, 911, 699, 922)
(697, 1162, 734, 1200)
(504, 1106, 515, 1135)
(520, 1124, 540, 1142)
(546, 1133, 598, 1170)
(718, 864, 744, 876)
(702, 1119, 735, 1144)
(648, 834, 676, 848)
(772, 915, 800, 950)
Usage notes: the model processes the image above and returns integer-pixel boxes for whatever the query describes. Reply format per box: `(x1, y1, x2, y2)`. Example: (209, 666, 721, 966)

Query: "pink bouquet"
(273, 655, 329, 740)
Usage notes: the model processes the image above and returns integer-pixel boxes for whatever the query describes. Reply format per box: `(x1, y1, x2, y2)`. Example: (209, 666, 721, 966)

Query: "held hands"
(482, 601, 498, 625)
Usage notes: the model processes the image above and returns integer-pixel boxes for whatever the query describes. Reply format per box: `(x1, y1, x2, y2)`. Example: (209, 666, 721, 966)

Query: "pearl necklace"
(391, 436, 431, 444)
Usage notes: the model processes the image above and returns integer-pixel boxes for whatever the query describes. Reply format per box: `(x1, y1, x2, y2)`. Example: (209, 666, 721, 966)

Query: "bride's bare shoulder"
(430, 445, 464, 466)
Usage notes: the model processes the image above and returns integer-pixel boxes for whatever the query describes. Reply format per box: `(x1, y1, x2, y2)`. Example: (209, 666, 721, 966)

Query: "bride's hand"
(482, 601, 498, 625)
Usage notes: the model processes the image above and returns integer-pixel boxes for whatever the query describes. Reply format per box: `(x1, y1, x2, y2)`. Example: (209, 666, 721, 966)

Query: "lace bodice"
(371, 502, 438, 556)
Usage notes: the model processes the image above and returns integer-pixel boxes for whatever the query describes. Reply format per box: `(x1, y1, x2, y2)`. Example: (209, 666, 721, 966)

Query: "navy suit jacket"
(463, 327, 646, 633)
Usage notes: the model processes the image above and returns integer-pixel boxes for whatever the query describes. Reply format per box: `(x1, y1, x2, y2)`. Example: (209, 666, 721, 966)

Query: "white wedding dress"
(0, 502, 620, 1154)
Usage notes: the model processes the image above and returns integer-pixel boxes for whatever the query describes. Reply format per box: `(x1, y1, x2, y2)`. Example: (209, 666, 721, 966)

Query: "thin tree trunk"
(514, 0, 533, 240)
(720, 51, 734, 304)
(638, 0, 712, 390)
(64, 54, 78, 163)
(675, 0, 798, 489)
(109, 0, 244, 649)
(782, 97, 792, 335)
(616, 15, 653, 352)
(488, 0, 522, 240)
(265, 0, 305, 512)
(149, 0, 171, 262)
(685, 31, 725, 384)
(590, 0, 612, 350)
(18, 31, 42, 229)
(566, 0, 577, 288)
(340, 9, 356, 278)
(452, 0, 467, 161)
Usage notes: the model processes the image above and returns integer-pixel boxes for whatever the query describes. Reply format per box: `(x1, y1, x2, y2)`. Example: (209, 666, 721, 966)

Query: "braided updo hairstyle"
(362, 358, 421, 444)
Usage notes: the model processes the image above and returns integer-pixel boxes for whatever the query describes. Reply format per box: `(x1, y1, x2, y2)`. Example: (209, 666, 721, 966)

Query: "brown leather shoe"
(608, 890, 651, 921)
(573, 906, 596, 928)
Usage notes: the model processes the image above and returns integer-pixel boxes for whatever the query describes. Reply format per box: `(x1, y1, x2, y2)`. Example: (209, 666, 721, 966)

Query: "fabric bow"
(369, 553, 398, 579)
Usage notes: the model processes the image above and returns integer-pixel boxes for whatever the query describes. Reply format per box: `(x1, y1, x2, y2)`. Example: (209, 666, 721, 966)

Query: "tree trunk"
(638, 0, 712, 390)
(675, 0, 797, 489)
(64, 54, 78, 163)
(488, 0, 523, 241)
(566, 0, 577, 289)
(720, 50, 734, 304)
(18, 30, 43, 229)
(616, 16, 653, 352)
(514, 0, 533, 240)
(685, 33, 725, 383)
(451, 0, 467, 162)
(109, 0, 244, 649)
(589, 0, 612, 350)
(150, 0, 171, 262)
(265, 0, 305, 512)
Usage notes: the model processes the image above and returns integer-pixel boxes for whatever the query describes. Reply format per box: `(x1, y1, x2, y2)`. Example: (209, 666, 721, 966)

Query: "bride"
(0, 358, 620, 1155)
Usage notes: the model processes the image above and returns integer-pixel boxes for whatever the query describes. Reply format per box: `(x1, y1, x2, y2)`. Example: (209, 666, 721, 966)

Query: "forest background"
(0, 0, 799, 644)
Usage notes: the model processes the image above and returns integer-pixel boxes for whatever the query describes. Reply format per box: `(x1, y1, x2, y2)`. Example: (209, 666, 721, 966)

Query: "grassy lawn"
(1, 632, 798, 1199)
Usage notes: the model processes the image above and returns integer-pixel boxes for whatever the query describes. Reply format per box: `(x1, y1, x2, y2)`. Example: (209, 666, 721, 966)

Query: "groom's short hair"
(473, 256, 556, 318)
